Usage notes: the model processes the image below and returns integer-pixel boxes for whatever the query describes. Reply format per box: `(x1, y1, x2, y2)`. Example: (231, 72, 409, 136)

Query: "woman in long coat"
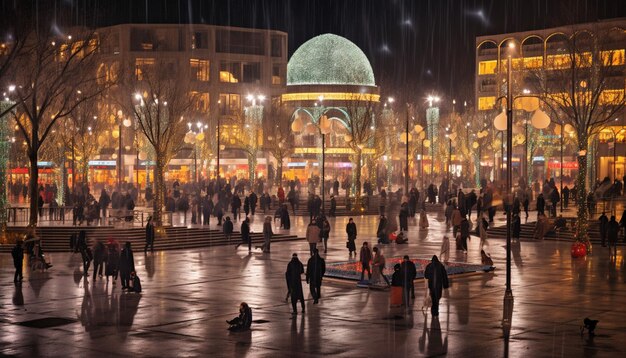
(261, 216, 273, 253)
(286, 253, 305, 314)
(424, 255, 449, 317)
(346, 218, 357, 256)
(119, 242, 135, 290)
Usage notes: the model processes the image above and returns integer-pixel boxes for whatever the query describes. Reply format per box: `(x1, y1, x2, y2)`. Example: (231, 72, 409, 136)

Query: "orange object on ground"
(390, 286, 403, 306)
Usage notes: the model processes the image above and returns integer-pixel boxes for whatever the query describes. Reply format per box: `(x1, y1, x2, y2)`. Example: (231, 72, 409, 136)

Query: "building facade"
(475, 19, 626, 185)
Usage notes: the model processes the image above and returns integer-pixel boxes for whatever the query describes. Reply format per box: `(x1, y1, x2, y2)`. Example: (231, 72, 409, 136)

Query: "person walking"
(424, 255, 449, 317)
(280, 204, 291, 230)
(479, 216, 489, 251)
(329, 195, 336, 217)
(92, 241, 106, 280)
(619, 210, 626, 243)
(377, 215, 389, 244)
(249, 191, 257, 215)
(105, 241, 119, 285)
(231, 194, 241, 221)
(306, 249, 326, 304)
(306, 221, 321, 256)
(235, 217, 251, 251)
(346, 218, 357, 256)
(286, 253, 305, 315)
(460, 215, 470, 253)
(79, 241, 93, 277)
(223, 216, 234, 241)
(608, 215, 620, 257)
(562, 186, 570, 209)
(536, 193, 545, 216)
(512, 213, 521, 242)
(399, 202, 409, 232)
(599, 212, 609, 247)
(401, 255, 417, 306)
(243, 195, 250, 218)
(11, 240, 24, 283)
(258, 216, 273, 253)
(359, 242, 372, 282)
(320, 216, 331, 253)
(144, 216, 155, 253)
(119, 242, 135, 290)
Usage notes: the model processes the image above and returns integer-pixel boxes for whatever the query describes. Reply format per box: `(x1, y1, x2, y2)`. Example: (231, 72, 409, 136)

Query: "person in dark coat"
(377, 215, 389, 244)
(346, 218, 357, 256)
(399, 202, 409, 232)
(320, 216, 331, 253)
(549, 188, 560, 217)
(235, 218, 251, 251)
(512, 213, 521, 241)
(223, 216, 234, 241)
(313, 195, 322, 218)
(92, 241, 106, 280)
(243, 196, 250, 217)
(306, 249, 326, 304)
(99, 189, 110, 224)
(249, 191, 258, 215)
(329, 195, 336, 217)
(119, 242, 135, 290)
(536, 193, 545, 216)
(11, 241, 24, 283)
(607, 216, 620, 257)
(144, 216, 155, 253)
(227, 302, 252, 331)
(202, 195, 213, 226)
(80, 243, 93, 277)
(459, 216, 470, 253)
(619, 210, 626, 243)
(286, 253, 305, 315)
(599, 212, 609, 247)
(424, 255, 449, 317)
(359, 242, 372, 281)
(231, 194, 241, 221)
(280, 204, 291, 229)
(401, 255, 417, 306)
(105, 242, 119, 285)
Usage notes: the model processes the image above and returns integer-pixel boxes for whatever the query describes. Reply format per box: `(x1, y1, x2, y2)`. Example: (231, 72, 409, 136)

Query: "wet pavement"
(2, 212, 626, 357)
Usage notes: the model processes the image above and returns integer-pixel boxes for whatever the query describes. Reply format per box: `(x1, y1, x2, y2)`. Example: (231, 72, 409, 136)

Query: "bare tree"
(121, 60, 196, 225)
(9, 27, 105, 226)
(530, 26, 626, 242)
(226, 102, 264, 189)
(265, 100, 295, 187)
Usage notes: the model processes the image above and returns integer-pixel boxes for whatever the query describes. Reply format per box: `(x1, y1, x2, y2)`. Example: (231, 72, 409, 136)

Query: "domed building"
(281, 34, 380, 195)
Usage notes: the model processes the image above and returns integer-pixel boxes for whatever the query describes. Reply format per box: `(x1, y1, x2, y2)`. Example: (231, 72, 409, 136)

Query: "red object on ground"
(390, 286, 403, 306)
(389, 233, 397, 241)
(571, 242, 587, 258)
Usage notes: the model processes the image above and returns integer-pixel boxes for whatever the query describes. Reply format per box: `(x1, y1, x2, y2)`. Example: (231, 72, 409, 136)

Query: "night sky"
(4, 0, 626, 105)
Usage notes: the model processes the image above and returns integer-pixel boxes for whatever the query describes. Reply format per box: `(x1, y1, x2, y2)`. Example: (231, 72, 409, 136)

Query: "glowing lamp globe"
(291, 115, 304, 132)
(564, 124, 575, 133)
(112, 129, 120, 139)
(414, 124, 423, 133)
(493, 110, 507, 131)
(531, 109, 550, 129)
(196, 132, 205, 141)
(138, 151, 147, 161)
(472, 141, 479, 149)
(423, 139, 431, 148)
(400, 132, 412, 143)
(123, 118, 132, 127)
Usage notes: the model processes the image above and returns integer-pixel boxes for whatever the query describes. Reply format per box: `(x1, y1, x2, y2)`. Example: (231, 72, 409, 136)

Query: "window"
(97, 62, 119, 84)
(601, 49, 625, 66)
(190, 59, 209, 81)
(600, 89, 625, 105)
(523, 56, 543, 69)
(220, 61, 261, 83)
(220, 62, 241, 83)
(216, 30, 265, 55)
(478, 96, 496, 111)
(219, 93, 241, 115)
(272, 64, 282, 85)
(191, 92, 210, 112)
(191, 32, 208, 49)
(478, 60, 497, 75)
(135, 58, 155, 80)
(271, 35, 283, 57)
(131, 28, 155, 51)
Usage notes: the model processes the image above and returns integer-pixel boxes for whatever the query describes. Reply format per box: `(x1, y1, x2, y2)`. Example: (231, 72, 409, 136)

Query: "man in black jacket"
(306, 249, 326, 304)
(401, 255, 417, 306)
(286, 253, 305, 315)
(236, 218, 251, 251)
(144, 216, 155, 253)
(424, 255, 449, 317)
(12, 241, 24, 283)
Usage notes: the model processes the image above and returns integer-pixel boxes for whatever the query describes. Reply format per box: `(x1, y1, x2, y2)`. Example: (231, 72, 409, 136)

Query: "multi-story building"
(475, 19, 626, 186)
(93, 24, 287, 188)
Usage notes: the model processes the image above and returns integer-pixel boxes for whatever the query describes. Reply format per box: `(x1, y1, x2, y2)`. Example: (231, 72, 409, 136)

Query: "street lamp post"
(405, 104, 410, 193)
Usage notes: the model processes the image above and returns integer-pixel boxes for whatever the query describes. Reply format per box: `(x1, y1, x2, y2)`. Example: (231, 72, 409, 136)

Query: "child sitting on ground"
(129, 271, 142, 293)
(227, 302, 252, 331)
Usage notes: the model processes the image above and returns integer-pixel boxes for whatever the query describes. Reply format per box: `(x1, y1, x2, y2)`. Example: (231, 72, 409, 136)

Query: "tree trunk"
(248, 152, 257, 189)
(352, 150, 362, 208)
(574, 143, 589, 243)
(275, 154, 284, 188)
(28, 146, 39, 227)
(154, 156, 166, 226)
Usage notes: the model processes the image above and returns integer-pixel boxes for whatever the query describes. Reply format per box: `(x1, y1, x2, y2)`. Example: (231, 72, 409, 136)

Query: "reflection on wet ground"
(1, 214, 625, 356)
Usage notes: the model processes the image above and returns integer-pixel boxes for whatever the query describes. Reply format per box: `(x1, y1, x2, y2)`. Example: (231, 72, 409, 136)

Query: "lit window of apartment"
(97, 61, 119, 84)
(600, 89, 625, 105)
(523, 56, 543, 69)
(135, 58, 155, 80)
(546, 54, 571, 70)
(219, 93, 242, 115)
(601, 49, 625, 66)
(478, 60, 497, 75)
(190, 59, 209, 81)
(190, 92, 210, 112)
(219, 61, 261, 83)
(478, 96, 496, 110)
(272, 64, 283, 85)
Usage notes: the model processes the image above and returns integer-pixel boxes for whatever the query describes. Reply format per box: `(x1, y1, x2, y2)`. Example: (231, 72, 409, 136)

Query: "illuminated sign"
(88, 160, 116, 167)
(281, 92, 380, 102)
(294, 147, 376, 155)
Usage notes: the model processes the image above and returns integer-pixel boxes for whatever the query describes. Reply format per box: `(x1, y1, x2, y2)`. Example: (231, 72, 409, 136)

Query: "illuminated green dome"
(287, 34, 376, 86)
